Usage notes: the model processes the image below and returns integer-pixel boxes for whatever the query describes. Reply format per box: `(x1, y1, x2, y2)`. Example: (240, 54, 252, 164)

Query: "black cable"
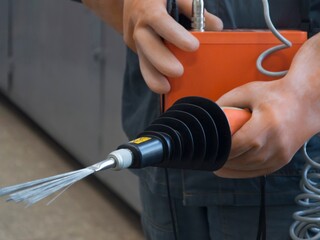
(164, 2, 179, 239)
(256, 176, 267, 240)
(164, 168, 179, 240)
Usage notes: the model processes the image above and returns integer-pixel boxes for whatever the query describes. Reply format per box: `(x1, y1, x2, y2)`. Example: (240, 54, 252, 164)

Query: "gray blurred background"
(0, 0, 143, 239)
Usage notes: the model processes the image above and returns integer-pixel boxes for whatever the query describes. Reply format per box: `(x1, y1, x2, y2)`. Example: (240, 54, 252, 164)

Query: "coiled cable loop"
(290, 140, 320, 240)
(257, 0, 292, 77)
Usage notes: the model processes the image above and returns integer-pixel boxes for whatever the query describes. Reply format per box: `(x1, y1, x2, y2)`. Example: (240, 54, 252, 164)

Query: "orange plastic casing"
(163, 31, 307, 111)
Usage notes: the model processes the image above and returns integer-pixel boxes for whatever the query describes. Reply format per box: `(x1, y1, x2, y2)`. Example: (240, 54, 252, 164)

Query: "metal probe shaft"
(191, 0, 205, 31)
(88, 158, 116, 172)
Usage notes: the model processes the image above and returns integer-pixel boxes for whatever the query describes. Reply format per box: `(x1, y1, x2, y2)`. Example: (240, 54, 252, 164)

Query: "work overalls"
(122, 0, 320, 239)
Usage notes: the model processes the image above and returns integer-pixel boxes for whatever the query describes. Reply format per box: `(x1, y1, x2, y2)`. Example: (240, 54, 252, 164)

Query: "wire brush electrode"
(0, 96, 250, 206)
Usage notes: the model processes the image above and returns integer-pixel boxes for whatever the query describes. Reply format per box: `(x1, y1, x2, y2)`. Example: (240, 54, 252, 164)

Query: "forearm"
(283, 32, 320, 134)
(83, 0, 124, 34)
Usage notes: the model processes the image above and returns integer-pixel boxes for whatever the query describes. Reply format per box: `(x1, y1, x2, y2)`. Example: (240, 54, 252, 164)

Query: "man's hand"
(215, 33, 320, 178)
(123, 0, 223, 93)
(215, 80, 309, 178)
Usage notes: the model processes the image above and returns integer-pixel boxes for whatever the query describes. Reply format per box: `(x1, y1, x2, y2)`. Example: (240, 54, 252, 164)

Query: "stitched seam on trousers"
(141, 212, 174, 233)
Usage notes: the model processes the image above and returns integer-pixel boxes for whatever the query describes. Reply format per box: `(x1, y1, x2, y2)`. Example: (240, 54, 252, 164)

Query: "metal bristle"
(0, 168, 94, 206)
(0, 170, 80, 196)
(0, 158, 116, 206)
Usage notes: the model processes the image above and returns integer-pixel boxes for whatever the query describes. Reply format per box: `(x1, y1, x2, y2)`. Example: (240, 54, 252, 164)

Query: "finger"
(228, 128, 256, 159)
(215, 81, 269, 109)
(216, 87, 253, 109)
(204, 9, 224, 31)
(136, 47, 171, 94)
(123, 20, 136, 52)
(134, 26, 184, 78)
(223, 149, 270, 171)
(148, 11, 200, 52)
(228, 108, 275, 159)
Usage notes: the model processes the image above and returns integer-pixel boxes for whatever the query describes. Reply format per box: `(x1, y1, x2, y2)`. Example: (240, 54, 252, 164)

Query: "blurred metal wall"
(0, 0, 10, 90)
(0, 0, 141, 212)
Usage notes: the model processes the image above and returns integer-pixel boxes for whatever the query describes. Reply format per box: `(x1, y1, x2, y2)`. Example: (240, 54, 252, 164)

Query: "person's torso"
(123, 0, 320, 206)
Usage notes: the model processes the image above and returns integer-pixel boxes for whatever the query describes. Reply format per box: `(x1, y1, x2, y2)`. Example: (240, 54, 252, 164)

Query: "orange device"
(163, 30, 307, 111)
(222, 107, 251, 135)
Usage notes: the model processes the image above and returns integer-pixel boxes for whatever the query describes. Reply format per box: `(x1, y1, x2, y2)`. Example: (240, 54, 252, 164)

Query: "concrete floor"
(0, 96, 144, 240)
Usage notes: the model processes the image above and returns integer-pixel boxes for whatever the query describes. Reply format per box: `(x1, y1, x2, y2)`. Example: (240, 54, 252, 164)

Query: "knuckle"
(250, 139, 263, 152)
(123, 32, 130, 45)
(147, 10, 163, 22)
(277, 141, 292, 165)
(132, 28, 139, 43)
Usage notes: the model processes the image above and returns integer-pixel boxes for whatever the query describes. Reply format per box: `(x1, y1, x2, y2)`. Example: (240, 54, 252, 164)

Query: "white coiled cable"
(258, 0, 292, 77)
(259, 1, 320, 239)
(290, 140, 320, 240)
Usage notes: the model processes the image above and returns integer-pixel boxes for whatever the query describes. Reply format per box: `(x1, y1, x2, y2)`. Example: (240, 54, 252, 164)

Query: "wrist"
(279, 74, 320, 137)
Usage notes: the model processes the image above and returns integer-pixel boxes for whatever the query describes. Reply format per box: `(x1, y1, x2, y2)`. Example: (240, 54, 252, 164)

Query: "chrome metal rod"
(191, 0, 205, 32)
(88, 158, 116, 172)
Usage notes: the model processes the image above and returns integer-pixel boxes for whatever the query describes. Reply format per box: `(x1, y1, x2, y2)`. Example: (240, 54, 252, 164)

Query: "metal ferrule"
(88, 158, 116, 172)
(191, 0, 205, 32)
(87, 149, 133, 172)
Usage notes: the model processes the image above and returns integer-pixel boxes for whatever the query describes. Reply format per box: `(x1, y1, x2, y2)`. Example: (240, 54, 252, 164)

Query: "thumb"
(204, 9, 224, 31)
(216, 86, 252, 109)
